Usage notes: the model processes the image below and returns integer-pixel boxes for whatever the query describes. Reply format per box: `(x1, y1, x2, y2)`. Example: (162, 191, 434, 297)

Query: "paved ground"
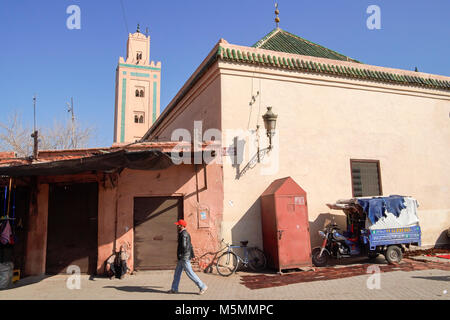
(1, 256, 448, 300)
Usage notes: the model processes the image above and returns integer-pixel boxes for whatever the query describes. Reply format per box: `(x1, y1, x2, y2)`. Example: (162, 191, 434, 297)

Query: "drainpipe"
(194, 164, 199, 203)
(113, 173, 120, 254)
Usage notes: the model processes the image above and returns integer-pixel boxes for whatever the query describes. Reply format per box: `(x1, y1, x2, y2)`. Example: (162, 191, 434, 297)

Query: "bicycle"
(216, 239, 267, 276)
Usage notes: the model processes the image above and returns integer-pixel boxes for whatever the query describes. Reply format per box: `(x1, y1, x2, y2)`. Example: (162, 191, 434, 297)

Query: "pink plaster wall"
(97, 162, 224, 274)
(23, 162, 223, 276)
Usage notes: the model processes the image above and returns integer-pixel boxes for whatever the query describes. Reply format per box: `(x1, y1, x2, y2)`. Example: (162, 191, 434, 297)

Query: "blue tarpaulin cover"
(357, 196, 406, 224)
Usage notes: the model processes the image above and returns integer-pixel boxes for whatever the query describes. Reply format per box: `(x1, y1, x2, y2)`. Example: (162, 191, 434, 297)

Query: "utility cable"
(120, 0, 129, 34)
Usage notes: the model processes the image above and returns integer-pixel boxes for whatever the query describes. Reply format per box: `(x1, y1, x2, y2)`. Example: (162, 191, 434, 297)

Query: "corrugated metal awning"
(0, 149, 174, 177)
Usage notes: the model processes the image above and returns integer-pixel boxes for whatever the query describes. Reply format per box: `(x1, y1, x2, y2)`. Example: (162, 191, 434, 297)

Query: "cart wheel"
(248, 248, 267, 271)
(312, 248, 329, 267)
(216, 252, 238, 276)
(368, 252, 379, 260)
(385, 246, 403, 264)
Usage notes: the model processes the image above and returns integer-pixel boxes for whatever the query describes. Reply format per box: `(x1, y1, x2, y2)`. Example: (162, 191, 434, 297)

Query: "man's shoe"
(199, 286, 208, 295)
(168, 289, 178, 294)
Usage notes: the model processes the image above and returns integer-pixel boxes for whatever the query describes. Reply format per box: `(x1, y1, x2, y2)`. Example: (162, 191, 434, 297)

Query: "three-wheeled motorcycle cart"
(312, 195, 421, 266)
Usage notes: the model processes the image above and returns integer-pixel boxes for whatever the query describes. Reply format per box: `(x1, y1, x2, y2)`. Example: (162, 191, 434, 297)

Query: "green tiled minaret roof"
(252, 28, 360, 63)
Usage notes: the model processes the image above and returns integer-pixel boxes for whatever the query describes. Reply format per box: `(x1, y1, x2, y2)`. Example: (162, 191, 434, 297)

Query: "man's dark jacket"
(177, 229, 195, 261)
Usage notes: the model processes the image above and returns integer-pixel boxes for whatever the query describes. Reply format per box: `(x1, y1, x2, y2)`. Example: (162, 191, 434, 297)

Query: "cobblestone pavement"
(1, 257, 448, 300)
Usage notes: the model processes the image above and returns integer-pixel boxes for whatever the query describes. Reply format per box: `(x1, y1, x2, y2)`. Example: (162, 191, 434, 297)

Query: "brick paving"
(240, 258, 450, 290)
(0, 256, 448, 300)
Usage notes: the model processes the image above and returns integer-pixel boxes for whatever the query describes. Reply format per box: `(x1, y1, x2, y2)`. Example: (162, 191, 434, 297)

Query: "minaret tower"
(114, 24, 161, 143)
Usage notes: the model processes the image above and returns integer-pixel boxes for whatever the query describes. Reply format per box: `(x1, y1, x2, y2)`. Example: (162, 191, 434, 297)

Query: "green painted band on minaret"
(130, 72, 150, 77)
(119, 63, 160, 71)
(120, 78, 127, 142)
(153, 81, 157, 123)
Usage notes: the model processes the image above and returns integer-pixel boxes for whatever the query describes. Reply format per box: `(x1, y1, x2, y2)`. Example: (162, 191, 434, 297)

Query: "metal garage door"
(46, 183, 98, 274)
(134, 197, 183, 270)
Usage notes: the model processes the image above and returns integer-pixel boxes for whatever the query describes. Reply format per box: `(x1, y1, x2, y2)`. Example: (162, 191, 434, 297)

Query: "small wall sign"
(197, 204, 210, 228)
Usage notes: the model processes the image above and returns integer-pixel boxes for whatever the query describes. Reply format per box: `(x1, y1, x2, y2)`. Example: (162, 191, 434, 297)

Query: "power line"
(119, 0, 129, 34)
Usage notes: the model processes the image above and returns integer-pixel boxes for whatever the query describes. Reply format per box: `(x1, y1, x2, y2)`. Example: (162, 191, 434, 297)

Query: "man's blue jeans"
(171, 259, 206, 292)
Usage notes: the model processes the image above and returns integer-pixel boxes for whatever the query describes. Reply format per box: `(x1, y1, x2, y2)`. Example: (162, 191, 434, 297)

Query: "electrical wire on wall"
(247, 75, 255, 130)
(256, 76, 262, 132)
(247, 70, 261, 130)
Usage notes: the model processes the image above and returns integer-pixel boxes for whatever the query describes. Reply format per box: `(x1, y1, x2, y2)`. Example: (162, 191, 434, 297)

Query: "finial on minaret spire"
(275, 3, 280, 28)
(136, 23, 140, 33)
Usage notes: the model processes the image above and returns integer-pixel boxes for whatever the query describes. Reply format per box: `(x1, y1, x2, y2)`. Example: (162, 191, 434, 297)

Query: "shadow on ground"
(103, 285, 166, 294)
(9, 275, 53, 289)
(103, 285, 198, 295)
(411, 275, 450, 282)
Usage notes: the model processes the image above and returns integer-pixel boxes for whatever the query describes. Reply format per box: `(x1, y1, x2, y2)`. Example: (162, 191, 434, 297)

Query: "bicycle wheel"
(248, 248, 267, 271)
(216, 252, 238, 276)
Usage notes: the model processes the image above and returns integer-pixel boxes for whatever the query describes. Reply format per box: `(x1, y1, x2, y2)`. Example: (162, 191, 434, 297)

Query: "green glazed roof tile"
(317, 63, 323, 72)
(252, 28, 360, 63)
(288, 59, 293, 68)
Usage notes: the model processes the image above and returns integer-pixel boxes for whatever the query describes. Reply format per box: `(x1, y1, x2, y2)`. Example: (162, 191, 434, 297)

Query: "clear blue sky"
(1, 0, 449, 147)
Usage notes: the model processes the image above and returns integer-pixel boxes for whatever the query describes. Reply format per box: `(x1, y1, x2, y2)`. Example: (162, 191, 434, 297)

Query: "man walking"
(169, 219, 208, 295)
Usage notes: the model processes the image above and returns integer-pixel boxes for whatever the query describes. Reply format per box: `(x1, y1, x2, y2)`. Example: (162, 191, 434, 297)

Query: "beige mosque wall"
(149, 66, 222, 142)
(219, 62, 450, 248)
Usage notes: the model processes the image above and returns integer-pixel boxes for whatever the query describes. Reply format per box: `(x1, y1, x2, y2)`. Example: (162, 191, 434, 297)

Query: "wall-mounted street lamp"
(235, 106, 278, 178)
(262, 106, 278, 150)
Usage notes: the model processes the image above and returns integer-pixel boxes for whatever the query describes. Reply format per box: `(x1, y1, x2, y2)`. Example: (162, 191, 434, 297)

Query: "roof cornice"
(217, 43, 450, 91)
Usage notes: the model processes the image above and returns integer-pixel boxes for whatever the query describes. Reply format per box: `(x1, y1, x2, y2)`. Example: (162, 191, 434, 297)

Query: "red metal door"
(276, 195, 311, 268)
